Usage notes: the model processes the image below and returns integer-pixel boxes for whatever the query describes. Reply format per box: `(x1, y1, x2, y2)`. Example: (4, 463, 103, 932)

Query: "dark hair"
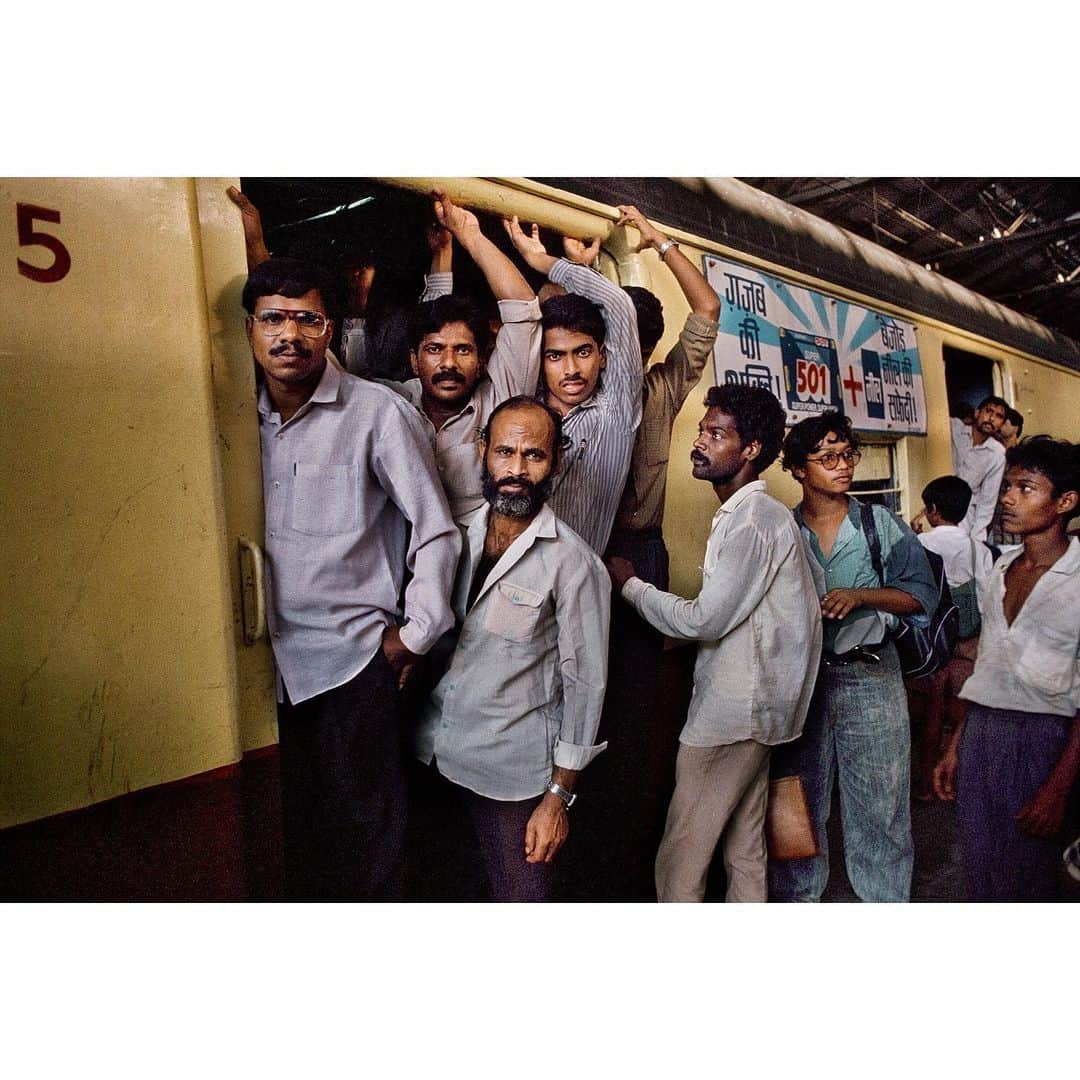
(623, 286, 664, 358)
(241, 257, 337, 317)
(704, 384, 787, 475)
(921, 475, 972, 524)
(409, 294, 491, 357)
(976, 394, 1009, 412)
(1003, 406, 1024, 434)
(540, 293, 606, 348)
(482, 395, 565, 459)
(1006, 435, 1080, 499)
(781, 410, 859, 473)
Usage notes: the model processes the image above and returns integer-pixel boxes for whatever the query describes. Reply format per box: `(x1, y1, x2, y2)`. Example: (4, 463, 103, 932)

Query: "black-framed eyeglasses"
(252, 309, 329, 338)
(806, 448, 861, 469)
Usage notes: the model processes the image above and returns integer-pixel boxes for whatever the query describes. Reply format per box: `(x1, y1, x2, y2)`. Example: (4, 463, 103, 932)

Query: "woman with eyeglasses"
(767, 411, 938, 903)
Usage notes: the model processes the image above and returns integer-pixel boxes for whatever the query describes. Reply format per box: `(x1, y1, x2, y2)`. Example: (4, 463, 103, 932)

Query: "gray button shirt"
(258, 362, 460, 704)
(415, 503, 610, 800)
(623, 481, 822, 747)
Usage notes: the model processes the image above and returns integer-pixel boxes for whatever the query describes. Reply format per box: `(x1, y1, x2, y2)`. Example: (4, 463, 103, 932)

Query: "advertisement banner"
(703, 255, 927, 435)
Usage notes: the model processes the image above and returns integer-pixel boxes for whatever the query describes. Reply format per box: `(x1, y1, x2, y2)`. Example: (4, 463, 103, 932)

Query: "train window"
(942, 344, 1001, 419)
(850, 441, 900, 513)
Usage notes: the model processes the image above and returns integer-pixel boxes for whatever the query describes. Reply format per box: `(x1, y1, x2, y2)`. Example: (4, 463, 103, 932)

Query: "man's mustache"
(270, 342, 312, 357)
(433, 371, 467, 385)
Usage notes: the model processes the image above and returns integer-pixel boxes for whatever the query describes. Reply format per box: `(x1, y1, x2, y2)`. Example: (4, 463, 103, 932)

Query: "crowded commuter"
(768, 412, 938, 902)
(587, 205, 721, 898)
(503, 216, 643, 555)
(608, 385, 821, 901)
(243, 257, 460, 900)
(934, 436, 1080, 901)
(412, 397, 610, 901)
(381, 191, 541, 519)
(950, 395, 1008, 541)
(907, 476, 993, 800)
(996, 406, 1024, 449)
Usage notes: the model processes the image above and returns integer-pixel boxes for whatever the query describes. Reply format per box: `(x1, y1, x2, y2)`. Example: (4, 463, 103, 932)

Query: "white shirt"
(918, 524, 994, 612)
(415, 503, 610, 801)
(950, 418, 1006, 542)
(960, 537, 1080, 717)
(622, 481, 822, 747)
(258, 363, 460, 704)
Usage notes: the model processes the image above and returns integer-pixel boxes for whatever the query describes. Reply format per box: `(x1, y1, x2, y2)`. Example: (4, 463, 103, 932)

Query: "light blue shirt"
(794, 498, 938, 654)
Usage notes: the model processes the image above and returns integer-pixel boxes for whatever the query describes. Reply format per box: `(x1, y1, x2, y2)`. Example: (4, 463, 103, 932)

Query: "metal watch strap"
(547, 781, 577, 810)
(657, 239, 677, 259)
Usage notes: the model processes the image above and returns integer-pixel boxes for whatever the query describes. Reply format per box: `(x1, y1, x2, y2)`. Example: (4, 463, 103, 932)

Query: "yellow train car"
(2, 176, 1078, 898)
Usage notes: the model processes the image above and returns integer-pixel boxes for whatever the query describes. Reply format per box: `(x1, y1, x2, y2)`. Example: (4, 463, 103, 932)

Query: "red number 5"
(17, 203, 72, 283)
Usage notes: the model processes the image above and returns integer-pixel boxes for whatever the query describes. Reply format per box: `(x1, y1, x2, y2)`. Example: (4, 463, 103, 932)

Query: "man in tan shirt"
(567, 205, 722, 900)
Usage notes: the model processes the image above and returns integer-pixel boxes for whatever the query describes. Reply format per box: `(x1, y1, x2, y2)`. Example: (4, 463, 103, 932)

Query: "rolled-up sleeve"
(881, 511, 939, 627)
(370, 395, 461, 654)
(552, 551, 610, 770)
(486, 297, 542, 400)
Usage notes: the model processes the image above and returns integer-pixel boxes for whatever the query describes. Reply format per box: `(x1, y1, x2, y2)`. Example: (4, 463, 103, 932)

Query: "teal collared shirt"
(794, 497, 938, 654)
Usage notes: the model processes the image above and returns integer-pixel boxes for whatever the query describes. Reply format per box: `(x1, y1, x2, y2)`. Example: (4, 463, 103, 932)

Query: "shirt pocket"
(483, 581, 546, 643)
(1008, 623, 1077, 696)
(289, 463, 359, 536)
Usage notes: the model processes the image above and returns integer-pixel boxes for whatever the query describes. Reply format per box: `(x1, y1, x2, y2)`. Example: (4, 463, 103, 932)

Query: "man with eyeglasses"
(768, 411, 937, 903)
(243, 256, 460, 900)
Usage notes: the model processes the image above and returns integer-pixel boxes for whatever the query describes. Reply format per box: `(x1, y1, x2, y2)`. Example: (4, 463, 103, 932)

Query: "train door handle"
(237, 536, 266, 645)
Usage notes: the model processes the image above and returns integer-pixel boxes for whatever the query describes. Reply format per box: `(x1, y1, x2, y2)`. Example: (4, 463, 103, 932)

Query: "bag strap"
(859, 500, 885, 587)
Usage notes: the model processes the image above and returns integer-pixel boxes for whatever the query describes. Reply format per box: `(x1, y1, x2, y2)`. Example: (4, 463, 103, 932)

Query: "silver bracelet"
(657, 239, 678, 259)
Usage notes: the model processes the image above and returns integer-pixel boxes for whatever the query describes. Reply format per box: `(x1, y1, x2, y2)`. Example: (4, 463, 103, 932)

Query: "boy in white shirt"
(909, 476, 993, 799)
(934, 437, 1080, 900)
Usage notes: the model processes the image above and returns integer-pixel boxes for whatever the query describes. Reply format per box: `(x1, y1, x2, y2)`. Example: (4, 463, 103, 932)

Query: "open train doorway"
(237, 179, 563, 383)
(942, 343, 1000, 421)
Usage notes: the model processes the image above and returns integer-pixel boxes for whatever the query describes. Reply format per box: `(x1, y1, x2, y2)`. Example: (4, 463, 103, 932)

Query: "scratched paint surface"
(0, 178, 242, 827)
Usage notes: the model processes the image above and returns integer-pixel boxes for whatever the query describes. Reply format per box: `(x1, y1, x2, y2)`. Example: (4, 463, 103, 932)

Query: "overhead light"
(991, 227, 1002, 239)
(925, 263, 932, 270)
(979, 235, 986, 242)
(1057, 272, 1066, 283)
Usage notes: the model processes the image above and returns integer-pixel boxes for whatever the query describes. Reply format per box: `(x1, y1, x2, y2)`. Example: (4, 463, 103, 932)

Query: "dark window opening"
(239, 179, 558, 382)
(942, 344, 998, 421)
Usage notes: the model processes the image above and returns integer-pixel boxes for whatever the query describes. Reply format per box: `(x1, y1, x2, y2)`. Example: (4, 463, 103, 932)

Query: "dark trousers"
(565, 528, 671, 901)
(277, 649, 406, 901)
(956, 704, 1069, 902)
(408, 763, 555, 902)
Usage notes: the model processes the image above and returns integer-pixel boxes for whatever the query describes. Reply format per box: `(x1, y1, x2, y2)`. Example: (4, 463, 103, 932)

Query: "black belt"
(821, 644, 884, 667)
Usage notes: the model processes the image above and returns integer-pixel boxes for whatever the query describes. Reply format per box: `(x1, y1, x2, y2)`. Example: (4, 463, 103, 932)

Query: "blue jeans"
(768, 641, 913, 902)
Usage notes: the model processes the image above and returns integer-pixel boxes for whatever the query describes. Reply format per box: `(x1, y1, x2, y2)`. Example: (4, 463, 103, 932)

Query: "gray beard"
(481, 466, 551, 519)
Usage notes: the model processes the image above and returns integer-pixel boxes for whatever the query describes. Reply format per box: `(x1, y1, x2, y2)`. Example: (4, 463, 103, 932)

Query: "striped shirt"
(542, 258, 643, 554)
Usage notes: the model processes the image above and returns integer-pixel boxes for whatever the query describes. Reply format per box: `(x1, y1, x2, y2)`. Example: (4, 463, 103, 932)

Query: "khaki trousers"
(655, 740, 771, 902)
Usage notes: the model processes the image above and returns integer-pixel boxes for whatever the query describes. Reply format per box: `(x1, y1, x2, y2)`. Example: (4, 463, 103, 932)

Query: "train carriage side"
(1, 175, 1077, 899)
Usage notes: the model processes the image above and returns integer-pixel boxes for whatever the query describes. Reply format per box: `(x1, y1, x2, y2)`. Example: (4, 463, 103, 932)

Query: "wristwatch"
(656, 239, 678, 259)
(546, 781, 577, 810)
